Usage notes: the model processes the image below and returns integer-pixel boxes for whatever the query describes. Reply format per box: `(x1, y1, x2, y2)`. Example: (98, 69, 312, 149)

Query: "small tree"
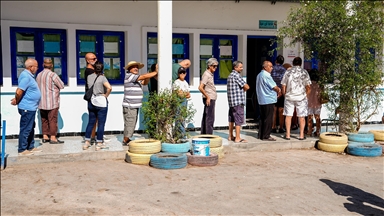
(277, 0, 384, 132)
(141, 88, 196, 143)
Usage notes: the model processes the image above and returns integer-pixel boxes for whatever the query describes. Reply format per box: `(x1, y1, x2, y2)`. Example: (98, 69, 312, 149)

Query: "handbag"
(83, 75, 100, 101)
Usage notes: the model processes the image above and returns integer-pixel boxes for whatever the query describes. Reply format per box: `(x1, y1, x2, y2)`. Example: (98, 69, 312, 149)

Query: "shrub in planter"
(141, 88, 196, 144)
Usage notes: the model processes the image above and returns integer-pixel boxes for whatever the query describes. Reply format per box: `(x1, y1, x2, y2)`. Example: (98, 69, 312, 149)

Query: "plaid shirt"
(227, 70, 246, 107)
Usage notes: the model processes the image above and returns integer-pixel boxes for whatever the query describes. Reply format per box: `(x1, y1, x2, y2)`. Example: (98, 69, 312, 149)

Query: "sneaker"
(90, 138, 96, 145)
(18, 150, 34, 156)
(30, 148, 42, 153)
(271, 128, 277, 133)
(103, 135, 111, 143)
(95, 143, 109, 151)
(278, 128, 286, 133)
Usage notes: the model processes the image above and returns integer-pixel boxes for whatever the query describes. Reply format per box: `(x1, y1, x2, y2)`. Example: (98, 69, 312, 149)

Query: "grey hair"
(262, 61, 271, 69)
(206, 58, 218, 68)
(233, 61, 243, 69)
(25, 58, 36, 68)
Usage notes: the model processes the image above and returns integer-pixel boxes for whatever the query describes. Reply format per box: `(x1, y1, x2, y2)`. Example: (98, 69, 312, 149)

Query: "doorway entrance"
(246, 36, 276, 121)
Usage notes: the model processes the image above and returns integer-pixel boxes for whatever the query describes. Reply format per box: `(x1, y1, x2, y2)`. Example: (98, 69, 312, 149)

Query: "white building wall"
(1, 1, 382, 135)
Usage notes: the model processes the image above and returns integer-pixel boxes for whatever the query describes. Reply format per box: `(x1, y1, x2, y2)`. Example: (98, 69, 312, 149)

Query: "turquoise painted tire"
(348, 141, 375, 145)
(149, 153, 187, 169)
(347, 132, 374, 143)
(161, 141, 191, 153)
(347, 143, 382, 157)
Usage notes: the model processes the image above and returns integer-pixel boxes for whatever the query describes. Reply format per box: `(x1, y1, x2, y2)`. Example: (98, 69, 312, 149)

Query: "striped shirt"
(36, 69, 64, 110)
(227, 70, 246, 107)
(122, 72, 143, 109)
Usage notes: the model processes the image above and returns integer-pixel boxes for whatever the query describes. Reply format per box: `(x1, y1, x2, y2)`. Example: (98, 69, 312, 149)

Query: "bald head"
(179, 59, 191, 69)
(25, 59, 38, 74)
(85, 53, 97, 68)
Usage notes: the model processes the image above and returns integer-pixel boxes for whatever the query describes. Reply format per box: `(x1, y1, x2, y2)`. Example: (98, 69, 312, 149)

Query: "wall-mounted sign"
(259, 20, 277, 29)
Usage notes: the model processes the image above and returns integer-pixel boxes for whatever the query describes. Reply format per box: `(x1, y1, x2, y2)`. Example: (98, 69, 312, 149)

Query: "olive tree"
(277, 0, 384, 132)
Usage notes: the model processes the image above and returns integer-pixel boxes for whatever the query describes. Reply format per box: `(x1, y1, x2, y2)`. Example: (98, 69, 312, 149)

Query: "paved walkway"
(2, 124, 383, 166)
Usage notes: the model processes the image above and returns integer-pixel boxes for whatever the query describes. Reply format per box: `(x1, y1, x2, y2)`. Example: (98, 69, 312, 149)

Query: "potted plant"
(141, 88, 196, 153)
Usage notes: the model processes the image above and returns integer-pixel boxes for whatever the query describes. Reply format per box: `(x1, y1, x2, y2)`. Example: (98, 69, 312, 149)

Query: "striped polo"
(122, 72, 143, 109)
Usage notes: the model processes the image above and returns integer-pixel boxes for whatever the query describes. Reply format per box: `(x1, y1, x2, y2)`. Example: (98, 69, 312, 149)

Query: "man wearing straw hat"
(122, 61, 158, 145)
(36, 58, 65, 144)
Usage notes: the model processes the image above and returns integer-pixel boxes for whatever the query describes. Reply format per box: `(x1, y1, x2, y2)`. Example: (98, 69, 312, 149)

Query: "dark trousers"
(201, 98, 216, 134)
(40, 108, 59, 136)
(259, 104, 274, 140)
(18, 109, 36, 153)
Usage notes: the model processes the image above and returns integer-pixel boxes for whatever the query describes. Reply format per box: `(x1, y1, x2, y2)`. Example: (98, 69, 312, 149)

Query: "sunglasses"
(88, 58, 97, 61)
(179, 71, 186, 74)
(211, 65, 218, 68)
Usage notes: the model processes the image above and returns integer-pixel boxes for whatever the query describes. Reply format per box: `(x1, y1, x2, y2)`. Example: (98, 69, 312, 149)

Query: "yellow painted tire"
(128, 139, 161, 154)
(210, 145, 224, 159)
(319, 132, 348, 145)
(369, 130, 384, 141)
(192, 134, 222, 148)
(317, 141, 348, 153)
(125, 151, 153, 165)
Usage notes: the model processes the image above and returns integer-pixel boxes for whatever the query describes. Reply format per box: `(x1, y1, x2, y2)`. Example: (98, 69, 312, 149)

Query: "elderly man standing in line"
(281, 57, 311, 140)
(227, 61, 250, 143)
(172, 59, 191, 82)
(11, 59, 42, 155)
(256, 61, 281, 141)
(36, 59, 65, 144)
(122, 61, 158, 145)
(198, 58, 218, 135)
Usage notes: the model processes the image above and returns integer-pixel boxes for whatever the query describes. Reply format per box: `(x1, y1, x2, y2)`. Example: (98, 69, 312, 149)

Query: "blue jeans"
(175, 99, 187, 139)
(18, 109, 36, 153)
(85, 102, 108, 143)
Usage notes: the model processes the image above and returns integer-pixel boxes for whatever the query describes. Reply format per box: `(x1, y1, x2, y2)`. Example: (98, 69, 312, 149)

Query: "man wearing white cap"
(122, 61, 158, 145)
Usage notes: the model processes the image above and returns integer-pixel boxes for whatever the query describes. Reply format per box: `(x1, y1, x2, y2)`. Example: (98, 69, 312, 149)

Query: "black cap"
(178, 67, 186, 73)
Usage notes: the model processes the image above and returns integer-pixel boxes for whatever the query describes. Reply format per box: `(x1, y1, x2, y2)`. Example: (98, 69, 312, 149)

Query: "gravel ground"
(1, 149, 383, 215)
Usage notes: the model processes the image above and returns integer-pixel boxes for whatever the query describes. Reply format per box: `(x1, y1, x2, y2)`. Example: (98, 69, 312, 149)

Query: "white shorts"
(308, 107, 321, 115)
(283, 99, 308, 117)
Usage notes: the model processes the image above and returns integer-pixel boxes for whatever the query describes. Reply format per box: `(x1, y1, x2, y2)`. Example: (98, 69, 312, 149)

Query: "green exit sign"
(259, 20, 277, 29)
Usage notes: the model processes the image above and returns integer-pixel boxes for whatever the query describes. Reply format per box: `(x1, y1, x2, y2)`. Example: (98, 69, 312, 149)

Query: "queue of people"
(11, 54, 323, 156)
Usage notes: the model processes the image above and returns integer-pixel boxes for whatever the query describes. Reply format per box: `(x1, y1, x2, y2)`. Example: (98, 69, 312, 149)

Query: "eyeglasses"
(211, 65, 218, 68)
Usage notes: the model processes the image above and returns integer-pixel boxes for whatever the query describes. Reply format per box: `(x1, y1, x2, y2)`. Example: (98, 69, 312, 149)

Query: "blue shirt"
(227, 70, 246, 107)
(271, 64, 286, 88)
(18, 69, 41, 111)
(256, 70, 277, 105)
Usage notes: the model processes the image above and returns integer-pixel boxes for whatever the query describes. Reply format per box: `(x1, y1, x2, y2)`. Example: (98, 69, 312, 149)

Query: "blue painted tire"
(347, 132, 374, 143)
(347, 143, 382, 157)
(161, 141, 191, 153)
(150, 153, 187, 169)
(348, 141, 375, 145)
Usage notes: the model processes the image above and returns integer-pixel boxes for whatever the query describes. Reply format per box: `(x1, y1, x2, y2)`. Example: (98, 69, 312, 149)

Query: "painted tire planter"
(347, 132, 374, 143)
(348, 141, 375, 145)
(125, 151, 153, 165)
(319, 132, 348, 145)
(186, 152, 219, 167)
(210, 145, 224, 159)
(347, 143, 382, 157)
(376, 141, 384, 153)
(317, 141, 348, 153)
(128, 139, 161, 154)
(149, 153, 187, 169)
(161, 141, 191, 153)
(192, 134, 222, 148)
(368, 130, 384, 141)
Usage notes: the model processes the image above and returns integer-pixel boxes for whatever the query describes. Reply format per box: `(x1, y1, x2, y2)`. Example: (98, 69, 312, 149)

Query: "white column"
(157, 0, 173, 92)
